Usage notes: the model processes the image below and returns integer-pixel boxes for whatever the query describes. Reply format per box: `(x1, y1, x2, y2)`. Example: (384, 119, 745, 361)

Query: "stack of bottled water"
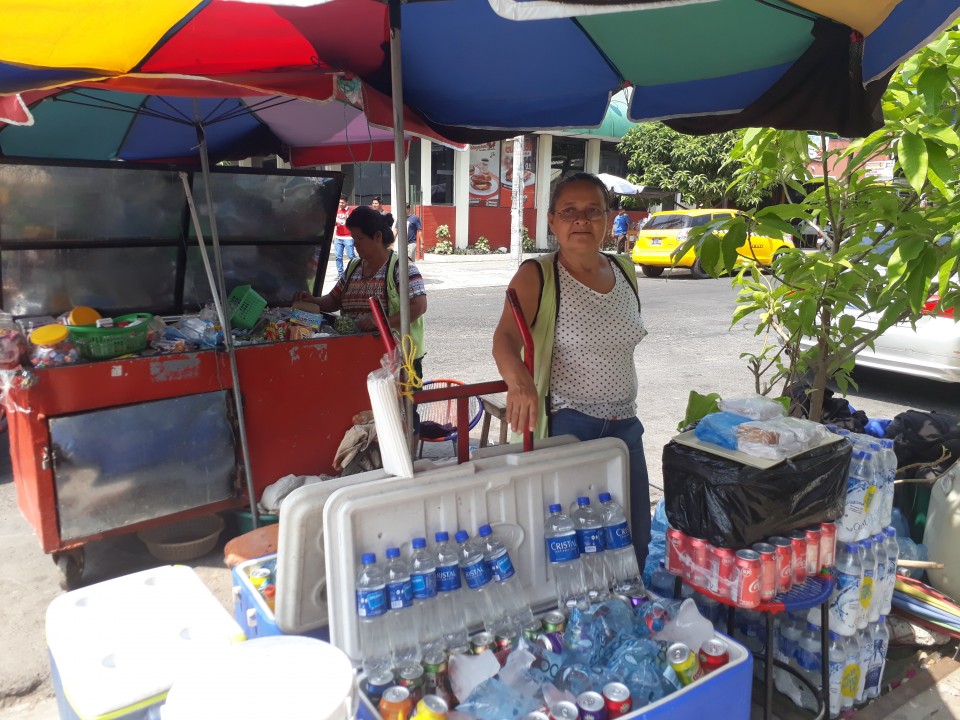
(836, 431, 897, 543)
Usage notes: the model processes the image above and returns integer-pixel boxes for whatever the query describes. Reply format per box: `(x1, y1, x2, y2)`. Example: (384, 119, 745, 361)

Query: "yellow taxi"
(630, 209, 795, 278)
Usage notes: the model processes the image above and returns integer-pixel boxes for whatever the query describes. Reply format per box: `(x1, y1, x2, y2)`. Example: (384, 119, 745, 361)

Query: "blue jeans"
(334, 236, 355, 275)
(551, 408, 652, 568)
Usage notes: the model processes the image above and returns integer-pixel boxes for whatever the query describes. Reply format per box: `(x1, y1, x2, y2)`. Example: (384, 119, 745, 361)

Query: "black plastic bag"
(663, 439, 852, 548)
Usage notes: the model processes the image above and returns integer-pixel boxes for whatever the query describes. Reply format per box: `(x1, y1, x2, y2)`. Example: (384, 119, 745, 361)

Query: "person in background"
(332, 196, 354, 276)
(405, 203, 423, 260)
(491, 172, 651, 565)
(370, 196, 386, 215)
(613, 207, 630, 254)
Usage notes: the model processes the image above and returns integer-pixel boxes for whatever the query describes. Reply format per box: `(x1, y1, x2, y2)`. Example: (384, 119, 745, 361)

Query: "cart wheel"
(54, 549, 85, 590)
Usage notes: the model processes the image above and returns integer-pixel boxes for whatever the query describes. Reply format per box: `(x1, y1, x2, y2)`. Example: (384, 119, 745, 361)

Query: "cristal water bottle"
(477, 524, 534, 628)
(774, 614, 803, 703)
(869, 534, 887, 624)
(855, 624, 874, 705)
(878, 440, 897, 529)
(794, 622, 823, 711)
(864, 617, 890, 699)
(355, 552, 392, 676)
(856, 539, 876, 631)
(455, 530, 510, 634)
(880, 527, 899, 615)
(838, 450, 873, 542)
(829, 541, 862, 636)
(598, 492, 645, 594)
(409, 537, 442, 652)
(827, 631, 846, 719)
(544, 503, 589, 612)
(866, 443, 884, 536)
(383, 547, 421, 665)
(840, 634, 861, 710)
(572, 497, 609, 600)
(434, 531, 469, 650)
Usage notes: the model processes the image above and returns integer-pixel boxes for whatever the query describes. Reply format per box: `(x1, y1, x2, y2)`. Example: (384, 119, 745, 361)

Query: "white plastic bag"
(719, 394, 787, 421)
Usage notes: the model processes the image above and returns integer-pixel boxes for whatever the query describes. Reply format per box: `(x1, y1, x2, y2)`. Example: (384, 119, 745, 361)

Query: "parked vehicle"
(630, 209, 795, 278)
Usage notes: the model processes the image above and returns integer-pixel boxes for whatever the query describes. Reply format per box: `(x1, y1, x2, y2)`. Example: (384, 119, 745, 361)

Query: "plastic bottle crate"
(228, 284, 267, 329)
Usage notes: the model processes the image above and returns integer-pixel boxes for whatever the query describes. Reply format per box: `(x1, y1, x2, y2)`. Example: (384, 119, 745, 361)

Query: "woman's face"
(548, 181, 609, 252)
(351, 228, 382, 259)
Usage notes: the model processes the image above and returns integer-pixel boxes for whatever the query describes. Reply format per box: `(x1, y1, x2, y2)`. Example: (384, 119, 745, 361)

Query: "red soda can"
(803, 526, 822, 576)
(733, 549, 762, 608)
(767, 536, 794, 594)
(688, 537, 709, 588)
(602, 682, 632, 718)
(711, 547, 736, 599)
(787, 530, 808, 585)
(665, 528, 687, 577)
(751, 542, 778, 601)
(819, 521, 837, 569)
(698, 638, 731, 673)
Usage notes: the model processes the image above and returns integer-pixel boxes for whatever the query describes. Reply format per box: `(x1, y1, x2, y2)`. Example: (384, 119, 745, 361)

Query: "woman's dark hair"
(346, 206, 395, 246)
(548, 172, 611, 213)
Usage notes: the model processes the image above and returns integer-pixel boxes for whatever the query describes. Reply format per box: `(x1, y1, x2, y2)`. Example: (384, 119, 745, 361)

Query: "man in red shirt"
(333, 196, 354, 276)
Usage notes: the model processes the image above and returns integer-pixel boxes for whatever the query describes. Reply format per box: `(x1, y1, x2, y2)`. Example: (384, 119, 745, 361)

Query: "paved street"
(2, 254, 959, 718)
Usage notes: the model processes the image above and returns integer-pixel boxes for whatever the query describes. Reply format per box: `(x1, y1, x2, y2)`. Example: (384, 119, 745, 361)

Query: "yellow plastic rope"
(397, 334, 422, 400)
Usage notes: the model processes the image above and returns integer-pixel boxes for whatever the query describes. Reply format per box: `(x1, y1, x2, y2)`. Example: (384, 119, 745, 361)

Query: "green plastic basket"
(228, 285, 267, 330)
(68, 313, 153, 360)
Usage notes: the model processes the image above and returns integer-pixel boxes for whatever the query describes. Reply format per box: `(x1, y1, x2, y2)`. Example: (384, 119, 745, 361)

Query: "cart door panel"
(50, 391, 237, 541)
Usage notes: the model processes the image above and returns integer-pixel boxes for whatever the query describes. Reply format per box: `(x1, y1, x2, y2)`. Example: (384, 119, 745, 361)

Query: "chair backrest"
(419, 379, 484, 441)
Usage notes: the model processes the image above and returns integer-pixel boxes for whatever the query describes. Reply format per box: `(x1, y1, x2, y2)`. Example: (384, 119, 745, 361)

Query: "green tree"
(680, 26, 960, 421)
(618, 123, 766, 207)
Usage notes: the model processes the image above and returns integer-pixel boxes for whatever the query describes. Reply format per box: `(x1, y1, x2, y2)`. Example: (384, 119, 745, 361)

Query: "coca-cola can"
(803, 526, 822, 576)
(767, 536, 794, 594)
(689, 537, 710, 588)
(698, 638, 731, 673)
(602, 683, 632, 718)
(711, 547, 737, 599)
(751, 542, 778, 600)
(787, 530, 808, 585)
(819, 521, 837, 569)
(665, 528, 687, 577)
(733, 549, 761, 608)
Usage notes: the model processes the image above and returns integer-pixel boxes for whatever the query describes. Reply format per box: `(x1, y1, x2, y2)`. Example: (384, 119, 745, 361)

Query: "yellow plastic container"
(29, 324, 69, 346)
(67, 306, 101, 326)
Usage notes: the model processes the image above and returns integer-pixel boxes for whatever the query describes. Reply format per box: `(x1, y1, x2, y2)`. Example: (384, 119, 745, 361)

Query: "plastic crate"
(228, 284, 267, 329)
(67, 313, 152, 360)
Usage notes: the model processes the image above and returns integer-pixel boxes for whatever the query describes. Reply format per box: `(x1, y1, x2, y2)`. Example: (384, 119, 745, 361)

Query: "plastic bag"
(735, 416, 831, 460)
(663, 438, 852, 547)
(643, 499, 668, 587)
(694, 411, 751, 450)
(719, 395, 787, 421)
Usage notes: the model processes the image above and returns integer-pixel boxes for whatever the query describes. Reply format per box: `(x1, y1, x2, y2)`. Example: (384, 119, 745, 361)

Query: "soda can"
(496, 628, 519, 652)
(667, 642, 704, 686)
(538, 631, 564, 654)
(549, 701, 581, 720)
(751, 542, 778, 601)
(249, 567, 272, 588)
(422, 650, 447, 676)
(625, 589, 647, 608)
(378, 686, 414, 720)
(576, 691, 608, 720)
(688, 537, 709, 587)
(471, 632, 495, 654)
(819, 521, 837, 569)
(542, 610, 567, 634)
(768, 536, 794, 594)
(665, 528, 687, 577)
(363, 672, 395, 704)
(787, 530, 808, 585)
(804, 526, 822, 576)
(710, 547, 736, 598)
(522, 619, 543, 643)
(602, 682, 632, 718)
(698, 638, 731, 673)
(415, 695, 449, 720)
(733, 549, 761, 609)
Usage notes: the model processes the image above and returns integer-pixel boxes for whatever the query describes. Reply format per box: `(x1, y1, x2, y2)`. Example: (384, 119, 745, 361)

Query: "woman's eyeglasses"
(554, 206, 606, 222)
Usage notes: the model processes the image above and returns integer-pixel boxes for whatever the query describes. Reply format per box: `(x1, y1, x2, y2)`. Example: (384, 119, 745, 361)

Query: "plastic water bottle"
(794, 622, 823, 711)
(409, 537, 442, 652)
(455, 530, 510, 634)
(869, 534, 887, 624)
(572, 497, 609, 600)
(838, 450, 873, 542)
(649, 562, 677, 599)
(598, 492, 645, 594)
(829, 541, 862, 636)
(856, 539, 876, 631)
(355, 553, 392, 676)
(880, 527, 899, 614)
(383, 547, 421, 665)
(544, 503, 589, 612)
(877, 439, 897, 529)
(774, 614, 803, 703)
(855, 624, 874, 705)
(477, 523, 535, 628)
(839, 634, 861, 710)
(864, 617, 890, 699)
(866, 443, 884, 536)
(827, 631, 846, 719)
(434, 531, 469, 650)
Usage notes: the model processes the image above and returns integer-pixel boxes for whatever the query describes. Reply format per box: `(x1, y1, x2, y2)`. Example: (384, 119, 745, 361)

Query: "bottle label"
(436, 563, 461, 592)
(575, 527, 604, 554)
(485, 549, 516, 582)
(546, 532, 580, 563)
(387, 579, 413, 610)
(411, 570, 437, 600)
(831, 570, 860, 629)
(863, 485, 877, 513)
(860, 573, 874, 609)
(356, 587, 387, 618)
(840, 663, 860, 698)
(795, 646, 821, 672)
(604, 520, 632, 550)
(864, 666, 881, 691)
(462, 559, 492, 589)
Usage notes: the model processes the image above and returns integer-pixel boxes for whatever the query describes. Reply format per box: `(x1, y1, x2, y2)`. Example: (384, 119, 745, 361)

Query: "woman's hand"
(293, 290, 316, 304)
(355, 312, 377, 331)
(506, 371, 539, 434)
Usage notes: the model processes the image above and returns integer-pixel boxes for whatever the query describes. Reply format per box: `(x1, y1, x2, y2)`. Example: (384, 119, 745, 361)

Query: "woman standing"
(492, 173, 651, 564)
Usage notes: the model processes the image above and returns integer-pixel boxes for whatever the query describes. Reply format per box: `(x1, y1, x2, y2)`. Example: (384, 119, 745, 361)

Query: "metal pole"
(194, 120, 259, 529)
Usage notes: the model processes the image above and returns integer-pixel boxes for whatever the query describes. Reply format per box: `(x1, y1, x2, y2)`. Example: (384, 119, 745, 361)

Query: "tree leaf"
(918, 65, 949, 115)
(925, 140, 956, 199)
(677, 391, 721, 431)
(721, 223, 747, 273)
(899, 132, 929, 194)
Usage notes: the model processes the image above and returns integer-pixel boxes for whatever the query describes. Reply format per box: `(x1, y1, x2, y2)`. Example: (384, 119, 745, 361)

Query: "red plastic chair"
(417, 378, 483, 458)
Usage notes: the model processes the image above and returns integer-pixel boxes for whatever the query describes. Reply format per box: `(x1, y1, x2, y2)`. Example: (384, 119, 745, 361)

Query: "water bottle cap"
(878, 615, 886, 622)
(838, 429, 851, 436)
(870, 442, 881, 451)
(577, 496, 590, 506)
(361, 552, 376, 565)
(863, 451, 873, 459)
(435, 531, 449, 542)
(598, 492, 612, 502)
(412, 537, 426, 549)
(454, 530, 469, 543)
(859, 539, 872, 549)
(882, 439, 894, 449)
(884, 526, 896, 537)
(548, 503, 562, 513)
(844, 542, 859, 553)
(807, 621, 819, 632)
(829, 630, 840, 640)
(386, 547, 400, 558)
(872, 534, 885, 543)
(478, 524, 492, 537)
(852, 449, 866, 459)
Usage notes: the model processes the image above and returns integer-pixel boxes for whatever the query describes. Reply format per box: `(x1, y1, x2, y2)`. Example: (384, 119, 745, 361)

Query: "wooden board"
(673, 429, 845, 470)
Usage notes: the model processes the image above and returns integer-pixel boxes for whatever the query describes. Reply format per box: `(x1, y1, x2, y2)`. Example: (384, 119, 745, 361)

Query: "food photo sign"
(499, 136, 537, 209)
(468, 143, 501, 206)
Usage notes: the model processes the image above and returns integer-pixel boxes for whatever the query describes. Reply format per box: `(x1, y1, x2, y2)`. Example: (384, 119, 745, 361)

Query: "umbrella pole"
(192, 124, 260, 530)
(389, 0, 415, 451)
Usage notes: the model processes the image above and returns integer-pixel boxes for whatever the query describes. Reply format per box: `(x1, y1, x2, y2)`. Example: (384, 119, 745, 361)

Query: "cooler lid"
(323, 438, 630, 664)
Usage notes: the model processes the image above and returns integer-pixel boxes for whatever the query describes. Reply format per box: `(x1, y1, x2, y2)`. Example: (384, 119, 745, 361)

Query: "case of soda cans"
(313, 438, 753, 720)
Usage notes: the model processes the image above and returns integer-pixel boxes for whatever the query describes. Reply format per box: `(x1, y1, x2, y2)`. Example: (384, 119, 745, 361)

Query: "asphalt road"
(2, 260, 958, 717)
